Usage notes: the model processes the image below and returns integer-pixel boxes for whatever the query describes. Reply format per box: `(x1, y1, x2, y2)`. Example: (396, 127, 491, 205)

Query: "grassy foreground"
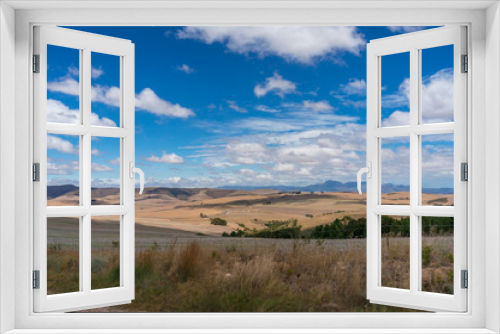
(48, 237, 454, 312)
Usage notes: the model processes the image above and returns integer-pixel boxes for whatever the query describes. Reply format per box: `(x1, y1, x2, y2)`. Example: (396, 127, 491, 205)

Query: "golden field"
(46, 188, 454, 312)
(48, 188, 453, 239)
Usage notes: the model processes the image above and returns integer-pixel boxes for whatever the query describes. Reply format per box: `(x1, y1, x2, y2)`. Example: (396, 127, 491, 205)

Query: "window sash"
(366, 26, 467, 312)
(33, 26, 136, 313)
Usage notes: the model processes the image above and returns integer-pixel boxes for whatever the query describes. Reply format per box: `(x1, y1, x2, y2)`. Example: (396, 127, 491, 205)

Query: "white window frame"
(33, 26, 136, 313)
(365, 26, 467, 312)
(1, 1, 499, 333)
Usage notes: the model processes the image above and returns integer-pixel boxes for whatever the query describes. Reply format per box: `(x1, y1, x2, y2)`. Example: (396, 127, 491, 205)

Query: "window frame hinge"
(461, 162, 468, 182)
(33, 270, 40, 289)
(33, 54, 40, 73)
(461, 54, 468, 73)
(33, 163, 40, 182)
(461, 270, 468, 289)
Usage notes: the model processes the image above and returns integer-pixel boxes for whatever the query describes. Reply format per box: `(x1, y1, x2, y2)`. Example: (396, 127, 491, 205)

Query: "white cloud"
(46, 99, 79, 124)
(227, 100, 248, 113)
(339, 78, 366, 95)
(90, 112, 117, 127)
(387, 26, 427, 33)
(277, 145, 344, 165)
(273, 163, 295, 172)
(109, 157, 120, 165)
(145, 152, 185, 164)
(135, 88, 195, 119)
(177, 26, 365, 64)
(46, 99, 116, 127)
(381, 78, 410, 108)
(91, 163, 113, 172)
(421, 69, 454, 123)
(197, 105, 358, 134)
(91, 178, 120, 188)
(226, 142, 269, 164)
(91, 67, 104, 79)
(64, 66, 103, 79)
(254, 72, 296, 98)
(91, 85, 121, 107)
(332, 78, 367, 109)
(382, 110, 410, 127)
(48, 70, 194, 119)
(302, 100, 334, 113)
(47, 77, 80, 96)
(237, 168, 257, 176)
(381, 144, 410, 184)
(383, 68, 453, 125)
(91, 149, 101, 156)
(47, 159, 79, 175)
(255, 105, 280, 113)
(47, 135, 78, 154)
(177, 64, 195, 74)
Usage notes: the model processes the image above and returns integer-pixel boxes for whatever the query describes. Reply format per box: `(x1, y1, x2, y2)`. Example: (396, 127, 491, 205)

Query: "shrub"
(422, 245, 432, 267)
(210, 217, 227, 226)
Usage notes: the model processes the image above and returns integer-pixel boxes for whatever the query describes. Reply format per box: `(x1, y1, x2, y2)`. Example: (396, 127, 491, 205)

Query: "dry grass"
(48, 237, 454, 312)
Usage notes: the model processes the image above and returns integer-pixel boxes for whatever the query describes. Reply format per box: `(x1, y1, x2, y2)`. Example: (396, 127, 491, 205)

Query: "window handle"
(129, 162, 145, 195)
(357, 162, 372, 195)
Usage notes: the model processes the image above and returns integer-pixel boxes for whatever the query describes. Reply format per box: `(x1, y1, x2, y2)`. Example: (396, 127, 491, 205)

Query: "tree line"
(310, 216, 454, 239)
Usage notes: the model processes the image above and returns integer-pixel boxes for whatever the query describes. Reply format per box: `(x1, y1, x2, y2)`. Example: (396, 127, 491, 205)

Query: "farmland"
(46, 187, 454, 312)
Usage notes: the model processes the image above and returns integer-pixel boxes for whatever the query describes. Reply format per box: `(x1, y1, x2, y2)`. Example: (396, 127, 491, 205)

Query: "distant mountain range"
(219, 180, 453, 195)
(47, 180, 453, 199)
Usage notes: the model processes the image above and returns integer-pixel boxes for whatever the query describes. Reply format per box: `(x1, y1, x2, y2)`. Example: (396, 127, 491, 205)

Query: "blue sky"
(46, 26, 455, 190)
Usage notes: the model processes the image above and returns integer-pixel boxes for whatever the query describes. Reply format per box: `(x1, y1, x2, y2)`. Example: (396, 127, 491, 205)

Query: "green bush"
(422, 245, 432, 267)
(210, 217, 227, 226)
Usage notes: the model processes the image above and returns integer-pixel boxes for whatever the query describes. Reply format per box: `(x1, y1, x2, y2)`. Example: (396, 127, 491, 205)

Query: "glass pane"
(421, 216, 454, 295)
(91, 137, 121, 205)
(381, 215, 410, 290)
(91, 215, 121, 290)
(421, 45, 454, 124)
(47, 134, 80, 206)
(381, 52, 410, 127)
(46, 45, 80, 125)
(381, 137, 410, 205)
(91, 52, 120, 127)
(47, 217, 80, 295)
(422, 134, 454, 206)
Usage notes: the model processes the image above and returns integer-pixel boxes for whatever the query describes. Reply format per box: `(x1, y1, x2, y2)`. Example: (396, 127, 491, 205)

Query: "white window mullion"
(409, 47, 420, 294)
(122, 48, 135, 295)
(365, 42, 380, 299)
(82, 47, 92, 295)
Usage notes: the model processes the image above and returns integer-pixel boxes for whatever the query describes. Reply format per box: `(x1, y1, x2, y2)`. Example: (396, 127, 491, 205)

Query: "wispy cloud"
(227, 100, 248, 113)
(91, 163, 113, 172)
(387, 26, 427, 33)
(91, 67, 104, 79)
(254, 72, 296, 98)
(255, 105, 280, 113)
(177, 64, 195, 74)
(145, 152, 185, 164)
(302, 100, 334, 113)
(47, 135, 78, 154)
